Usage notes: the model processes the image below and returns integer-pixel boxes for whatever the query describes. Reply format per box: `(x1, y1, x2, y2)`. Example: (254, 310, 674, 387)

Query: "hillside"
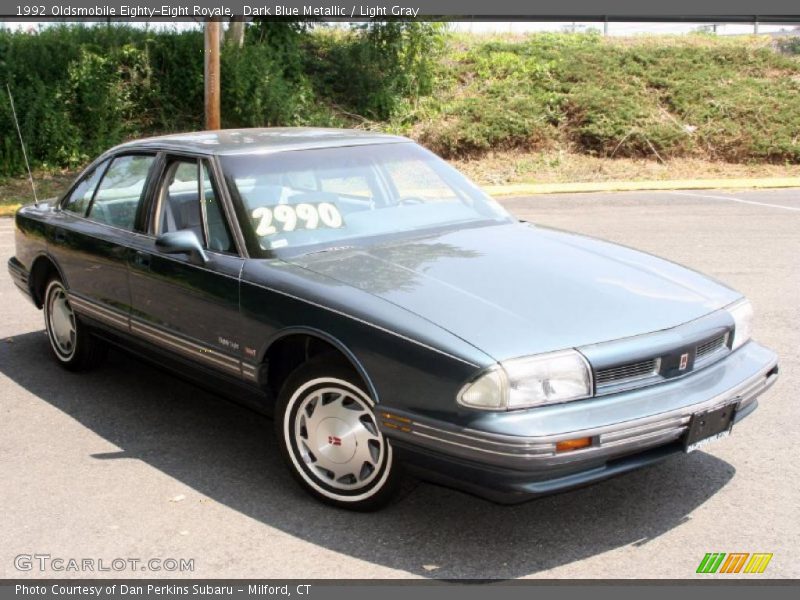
(400, 33, 800, 164)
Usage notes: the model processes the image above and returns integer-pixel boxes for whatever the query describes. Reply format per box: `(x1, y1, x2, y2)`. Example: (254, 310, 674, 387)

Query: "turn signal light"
(555, 437, 592, 452)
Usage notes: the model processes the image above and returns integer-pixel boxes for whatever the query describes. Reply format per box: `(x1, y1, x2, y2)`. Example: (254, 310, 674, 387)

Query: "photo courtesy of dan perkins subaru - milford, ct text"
(15, 584, 311, 596)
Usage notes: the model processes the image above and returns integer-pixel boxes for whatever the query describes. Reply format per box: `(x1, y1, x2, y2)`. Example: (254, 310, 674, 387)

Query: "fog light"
(555, 437, 592, 452)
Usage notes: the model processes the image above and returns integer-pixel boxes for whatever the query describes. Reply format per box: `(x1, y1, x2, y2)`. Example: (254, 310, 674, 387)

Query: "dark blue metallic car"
(7, 129, 779, 510)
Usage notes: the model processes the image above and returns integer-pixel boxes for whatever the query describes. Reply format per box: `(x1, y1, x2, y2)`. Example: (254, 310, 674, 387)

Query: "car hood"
(288, 223, 740, 361)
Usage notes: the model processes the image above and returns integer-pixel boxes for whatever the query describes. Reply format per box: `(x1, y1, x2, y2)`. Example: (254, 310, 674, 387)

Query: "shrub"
(304, 22, 447, 120)
(221, 43, 312, 127)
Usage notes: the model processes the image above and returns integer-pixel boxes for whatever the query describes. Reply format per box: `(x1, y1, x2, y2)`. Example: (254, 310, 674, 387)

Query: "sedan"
(7, 128, 779, 510)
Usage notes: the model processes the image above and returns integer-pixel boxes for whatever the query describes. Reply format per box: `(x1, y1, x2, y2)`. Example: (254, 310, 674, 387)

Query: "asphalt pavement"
(0, 188, 797, 579)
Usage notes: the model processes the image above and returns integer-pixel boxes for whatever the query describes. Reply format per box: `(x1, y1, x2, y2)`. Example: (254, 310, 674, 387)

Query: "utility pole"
(204, 19, 221, 130)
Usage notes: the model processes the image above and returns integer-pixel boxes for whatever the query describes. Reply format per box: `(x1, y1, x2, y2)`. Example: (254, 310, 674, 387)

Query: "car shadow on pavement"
(0, 331, 736, 580)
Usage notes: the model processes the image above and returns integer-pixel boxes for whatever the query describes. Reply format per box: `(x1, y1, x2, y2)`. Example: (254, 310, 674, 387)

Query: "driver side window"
(157, 159, 234, 254)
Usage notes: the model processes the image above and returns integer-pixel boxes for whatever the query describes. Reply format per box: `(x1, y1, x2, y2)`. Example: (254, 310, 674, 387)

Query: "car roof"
(110, 127, 411, 156)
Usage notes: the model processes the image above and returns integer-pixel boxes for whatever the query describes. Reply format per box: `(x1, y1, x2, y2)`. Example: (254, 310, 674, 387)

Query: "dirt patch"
(452, 150, 800, 186)
(0, 169, 78, 215)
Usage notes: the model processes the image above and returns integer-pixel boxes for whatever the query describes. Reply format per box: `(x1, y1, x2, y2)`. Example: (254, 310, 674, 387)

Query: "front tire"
(275, 358, 400, 510)
(43, 278, 106, 371)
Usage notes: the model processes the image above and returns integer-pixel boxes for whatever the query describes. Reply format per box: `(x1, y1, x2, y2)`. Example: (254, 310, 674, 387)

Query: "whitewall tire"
(275, 358, 400, 510)
(43, 278, 106, 371)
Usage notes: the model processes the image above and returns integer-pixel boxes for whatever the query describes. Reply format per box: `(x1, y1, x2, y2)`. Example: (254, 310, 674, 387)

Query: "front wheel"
(275, 358, 400, 511)
(43, 278, 106, 371)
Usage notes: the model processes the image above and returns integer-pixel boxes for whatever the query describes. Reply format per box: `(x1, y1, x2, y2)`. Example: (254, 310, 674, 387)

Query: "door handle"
(133, 251, 151, 268)
(53, 230, 66, 243)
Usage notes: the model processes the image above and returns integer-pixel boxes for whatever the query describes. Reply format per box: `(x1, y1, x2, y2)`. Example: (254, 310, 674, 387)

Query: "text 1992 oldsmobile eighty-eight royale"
(8, 129, 779, 510)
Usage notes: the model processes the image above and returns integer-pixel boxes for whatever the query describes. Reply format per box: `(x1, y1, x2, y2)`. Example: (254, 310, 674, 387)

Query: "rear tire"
(275, 357, 400, 511)
(43, 278, 107, 371)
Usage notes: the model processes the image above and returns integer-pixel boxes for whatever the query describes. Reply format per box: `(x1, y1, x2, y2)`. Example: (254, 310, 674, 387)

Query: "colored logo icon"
(696, 553, 773, 574)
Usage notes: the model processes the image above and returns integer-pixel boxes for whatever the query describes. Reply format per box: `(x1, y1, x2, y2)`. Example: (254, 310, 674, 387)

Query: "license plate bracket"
(684, 402, 738, 453)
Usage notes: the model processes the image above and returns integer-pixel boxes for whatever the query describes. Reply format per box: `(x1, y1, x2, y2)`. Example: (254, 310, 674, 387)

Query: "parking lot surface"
(1, 188, 797, 579)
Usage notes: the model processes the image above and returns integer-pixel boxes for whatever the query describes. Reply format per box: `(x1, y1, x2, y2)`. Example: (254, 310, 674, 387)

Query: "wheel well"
(264, 333, 363, 399)
(29, 256, 60, 308)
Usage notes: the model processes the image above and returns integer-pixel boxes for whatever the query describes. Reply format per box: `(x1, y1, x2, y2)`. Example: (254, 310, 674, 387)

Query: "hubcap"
(48, 285, 76, 357)
(293, 386, 385, 491)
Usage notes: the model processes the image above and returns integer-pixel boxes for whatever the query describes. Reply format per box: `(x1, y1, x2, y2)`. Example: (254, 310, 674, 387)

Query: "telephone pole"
(204, 20, 221, 130)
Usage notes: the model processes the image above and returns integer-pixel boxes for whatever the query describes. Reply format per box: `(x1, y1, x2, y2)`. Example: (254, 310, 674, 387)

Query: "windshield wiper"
(300, 245, 357, 257)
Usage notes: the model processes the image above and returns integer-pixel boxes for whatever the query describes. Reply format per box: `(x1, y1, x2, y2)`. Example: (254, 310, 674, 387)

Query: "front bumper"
(384, 340, 778, 503)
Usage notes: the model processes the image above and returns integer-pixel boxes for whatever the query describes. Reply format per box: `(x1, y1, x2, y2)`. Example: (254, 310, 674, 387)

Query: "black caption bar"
(2, 1, 800, 19)
(3, 581, 800, 600)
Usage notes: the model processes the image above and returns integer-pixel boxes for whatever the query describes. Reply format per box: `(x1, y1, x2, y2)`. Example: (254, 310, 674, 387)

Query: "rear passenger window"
(63, 160, 108, 216)
(89, 155, 155, 231)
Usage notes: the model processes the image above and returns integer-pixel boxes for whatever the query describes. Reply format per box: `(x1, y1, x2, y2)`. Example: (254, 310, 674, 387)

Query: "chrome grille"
(697, 334, 727, 359)
(596, 358, 660, 386)
(584, 317, 735, 396)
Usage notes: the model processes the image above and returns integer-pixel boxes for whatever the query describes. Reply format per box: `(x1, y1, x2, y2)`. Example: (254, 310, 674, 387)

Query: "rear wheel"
(43, 278, 106, 371)
(275, 358, 399, 510)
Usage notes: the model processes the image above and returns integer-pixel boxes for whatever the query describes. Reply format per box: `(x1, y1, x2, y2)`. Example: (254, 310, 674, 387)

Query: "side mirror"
(155, 230, 208, 265)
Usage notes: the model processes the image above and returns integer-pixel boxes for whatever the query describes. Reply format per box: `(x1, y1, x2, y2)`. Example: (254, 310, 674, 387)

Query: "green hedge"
(0, 26, 202, 174)
(0, 23, 444, 176)
(0, 25, 326, 175)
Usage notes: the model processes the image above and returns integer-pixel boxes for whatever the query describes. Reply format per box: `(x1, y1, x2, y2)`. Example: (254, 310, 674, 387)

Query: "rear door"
(126, 155, 246, 379)
(52, 153, 158, 329)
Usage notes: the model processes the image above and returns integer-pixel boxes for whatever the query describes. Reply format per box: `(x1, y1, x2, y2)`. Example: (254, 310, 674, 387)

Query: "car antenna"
(6, 83, 39, 206)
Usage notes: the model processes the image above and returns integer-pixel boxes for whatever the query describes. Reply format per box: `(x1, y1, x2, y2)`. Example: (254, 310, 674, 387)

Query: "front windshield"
(221, 142, 513, 255)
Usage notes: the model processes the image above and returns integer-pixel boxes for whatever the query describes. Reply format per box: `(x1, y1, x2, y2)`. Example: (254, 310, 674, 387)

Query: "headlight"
(458, 350, 593, 411)
(727, 298, 753, 351)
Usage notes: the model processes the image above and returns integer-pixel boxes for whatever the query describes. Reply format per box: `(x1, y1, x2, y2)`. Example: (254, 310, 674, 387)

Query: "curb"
(0, 205, 21, 218)
(484, 177, 800, 197)
(0, 204, 22, 219)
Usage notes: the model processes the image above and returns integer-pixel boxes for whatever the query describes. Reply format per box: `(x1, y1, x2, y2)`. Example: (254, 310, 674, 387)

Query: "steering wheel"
(396, 196, 426, 206)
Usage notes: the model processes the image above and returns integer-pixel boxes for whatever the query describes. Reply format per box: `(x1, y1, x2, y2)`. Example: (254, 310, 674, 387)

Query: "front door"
(127, 156, 245, 379)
